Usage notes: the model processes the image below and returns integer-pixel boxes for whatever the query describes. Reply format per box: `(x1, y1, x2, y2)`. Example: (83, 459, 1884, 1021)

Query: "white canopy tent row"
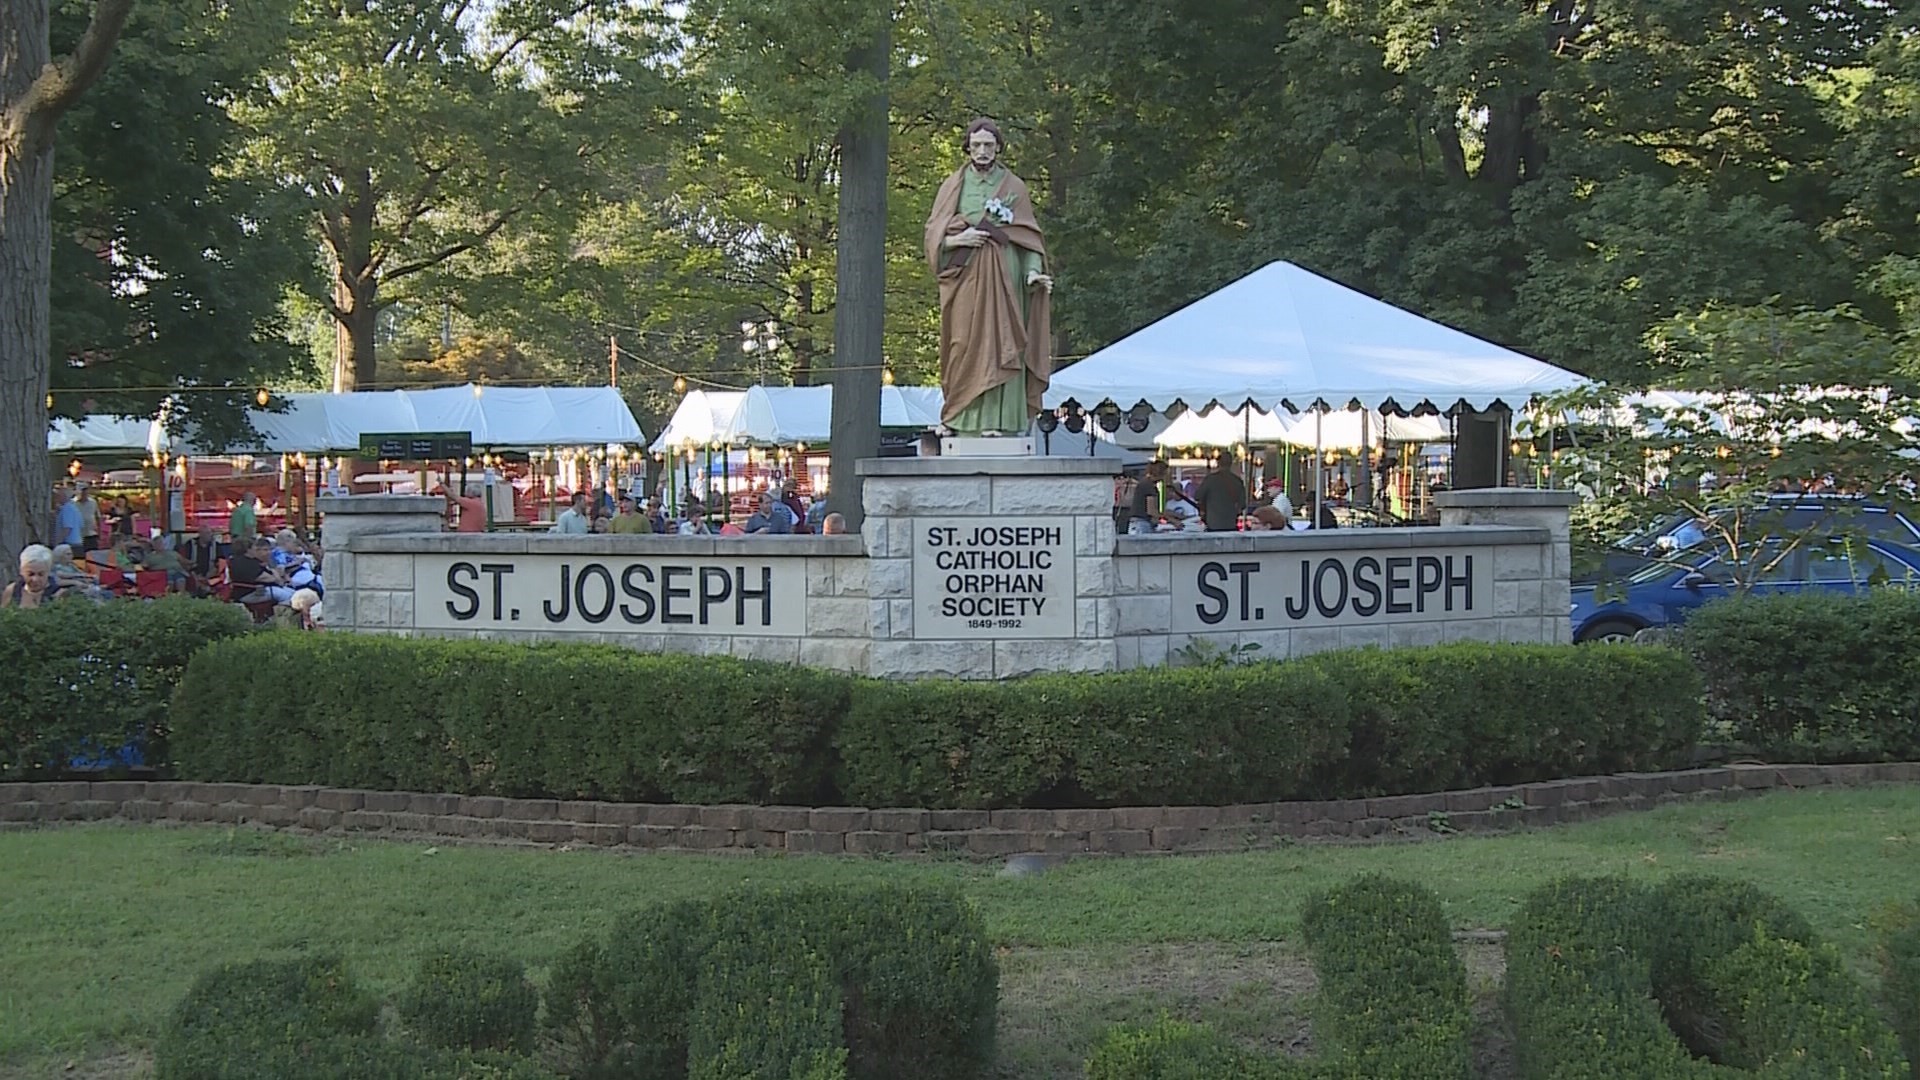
(47, 416, 159, 455)
(154, 384, 646, 455)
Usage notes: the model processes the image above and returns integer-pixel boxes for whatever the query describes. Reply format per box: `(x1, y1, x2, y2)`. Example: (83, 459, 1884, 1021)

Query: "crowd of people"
(6, 484, 325, 628)
(533, 484, 847, 538)
(1115, 458, 1351, 535)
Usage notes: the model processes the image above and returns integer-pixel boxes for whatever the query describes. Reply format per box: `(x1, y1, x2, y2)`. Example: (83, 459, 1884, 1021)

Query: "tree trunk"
(0, 127, 53, 565)
(793, 276, 816, 385)
(825, 23, 889, 531)
(1, 0, 133, 570)
(328, 168, 378, 391)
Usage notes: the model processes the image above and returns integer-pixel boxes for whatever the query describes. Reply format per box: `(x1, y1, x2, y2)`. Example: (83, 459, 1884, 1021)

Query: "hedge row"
(1503, 874, 1909, 1079)
(1681, 588, 1920, 761)
(158, 884, 990, 1080)
(170, 635, 1704, 807)
(1085, 875, 1470, 1080)
(0, 598, 252, 779)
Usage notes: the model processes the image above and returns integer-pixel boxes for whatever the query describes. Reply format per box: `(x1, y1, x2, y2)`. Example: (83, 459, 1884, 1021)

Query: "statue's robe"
(923, 163, 1051, 432)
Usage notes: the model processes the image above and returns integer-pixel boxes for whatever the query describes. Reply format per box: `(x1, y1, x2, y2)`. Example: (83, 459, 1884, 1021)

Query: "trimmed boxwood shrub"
(1299, 874, 1473, 1079)
(157, 954, 558, 1080)
(545, 883, 996, 1080)
(0, 596, 252, 778)
(1680, 588, 1920, 760)
(688, 935, 849, 1080)
(397, 951, 539, 1054)
(1504, 875, 1909, 1079)
(170, 634, 849, 803)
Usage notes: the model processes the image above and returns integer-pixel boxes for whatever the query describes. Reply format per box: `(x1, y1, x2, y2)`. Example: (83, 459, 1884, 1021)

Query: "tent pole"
(1360, 410, 1372, 510)
(1243, 407, 1253, 504)
(1314, 410, 1325, 526)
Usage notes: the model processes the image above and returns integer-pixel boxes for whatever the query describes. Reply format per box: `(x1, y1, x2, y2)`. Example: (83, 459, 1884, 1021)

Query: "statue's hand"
(1028, 271, 1054, 293)
(946, 228, 988, 250)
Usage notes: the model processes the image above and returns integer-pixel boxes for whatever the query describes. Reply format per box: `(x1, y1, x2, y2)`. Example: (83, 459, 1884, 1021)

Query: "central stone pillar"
(857, 456, 1120, 679)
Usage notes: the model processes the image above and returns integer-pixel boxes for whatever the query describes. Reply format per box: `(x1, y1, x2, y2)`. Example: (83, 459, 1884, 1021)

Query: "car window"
(1687, 541, 1797, 586)
(1805, 540, 1862, 584)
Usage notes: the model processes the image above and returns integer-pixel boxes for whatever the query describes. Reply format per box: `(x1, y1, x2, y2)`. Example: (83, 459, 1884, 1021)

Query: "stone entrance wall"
(318, 470, 1575, 678)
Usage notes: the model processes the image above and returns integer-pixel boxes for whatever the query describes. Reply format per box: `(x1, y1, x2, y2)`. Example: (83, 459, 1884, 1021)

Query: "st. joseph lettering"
(1178, 550, 1489, 631)
(443, 559, 776, 628)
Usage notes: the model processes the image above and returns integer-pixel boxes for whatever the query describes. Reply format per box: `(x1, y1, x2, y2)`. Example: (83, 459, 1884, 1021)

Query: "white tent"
(171, 385, 644, 454)
(706, 385, 945, 446)
(1154, 405, 1451, 450)
(1048, 261, 1588, 415)
(650, 390, 746, 453)
(48, 416, 160, 455)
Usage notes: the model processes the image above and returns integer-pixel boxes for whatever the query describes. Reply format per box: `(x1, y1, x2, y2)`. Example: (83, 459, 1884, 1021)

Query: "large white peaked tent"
(1048, 261, 1588, 415)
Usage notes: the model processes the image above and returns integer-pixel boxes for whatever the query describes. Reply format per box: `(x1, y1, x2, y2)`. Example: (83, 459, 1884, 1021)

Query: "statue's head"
(965, 118, 1003, 169)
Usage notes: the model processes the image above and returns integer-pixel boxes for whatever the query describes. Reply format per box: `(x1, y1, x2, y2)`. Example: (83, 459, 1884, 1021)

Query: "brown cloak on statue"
(922, 166, 1052, 427)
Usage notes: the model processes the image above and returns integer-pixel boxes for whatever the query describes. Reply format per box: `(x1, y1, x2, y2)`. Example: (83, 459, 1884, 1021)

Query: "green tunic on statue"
(949, 164, 1043, 434)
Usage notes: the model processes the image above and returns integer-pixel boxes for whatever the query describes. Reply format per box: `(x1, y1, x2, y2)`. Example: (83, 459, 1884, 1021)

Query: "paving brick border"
(2, 762, 1915, 856)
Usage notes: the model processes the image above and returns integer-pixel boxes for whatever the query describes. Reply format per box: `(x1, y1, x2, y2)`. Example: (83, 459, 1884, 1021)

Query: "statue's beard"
(970, 154, 995, 171)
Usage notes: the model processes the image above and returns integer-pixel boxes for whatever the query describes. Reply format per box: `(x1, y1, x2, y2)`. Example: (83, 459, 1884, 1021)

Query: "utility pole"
(609, 334, 619, 388)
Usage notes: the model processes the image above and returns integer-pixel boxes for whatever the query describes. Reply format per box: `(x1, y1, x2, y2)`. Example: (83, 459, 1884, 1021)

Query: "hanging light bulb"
(46, 394, 54, 410)
(68, 459, 81, 477)
(255, 389, 270, 407)
(882, 368, 895, 386)
(673, 375, 687, 394)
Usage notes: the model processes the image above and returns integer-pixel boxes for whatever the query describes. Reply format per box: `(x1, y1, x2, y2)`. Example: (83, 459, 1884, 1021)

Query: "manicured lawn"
(2, 786, 1916, 1077)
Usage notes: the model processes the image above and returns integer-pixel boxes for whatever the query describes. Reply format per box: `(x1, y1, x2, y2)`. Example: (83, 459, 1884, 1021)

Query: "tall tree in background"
(0, 0, 130, 561)
(51, 0, 311, 447)
(688, 0, 894, 524)
(236, 0, 679, 392)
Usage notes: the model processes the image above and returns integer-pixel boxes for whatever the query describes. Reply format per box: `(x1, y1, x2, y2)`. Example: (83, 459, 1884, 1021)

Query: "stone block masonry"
(6, 763, 1914, 855)
(320, 474, 1578, 678)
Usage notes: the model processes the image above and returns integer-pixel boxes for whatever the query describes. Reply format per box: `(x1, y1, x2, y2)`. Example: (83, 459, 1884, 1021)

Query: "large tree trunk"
(328, 168, 378, 391)
(1, 0, 132, 571)
(825, 24, 889, 531)
(0, 122, 54, 563)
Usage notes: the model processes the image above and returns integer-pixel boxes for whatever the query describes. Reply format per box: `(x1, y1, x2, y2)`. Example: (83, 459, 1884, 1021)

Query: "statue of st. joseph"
(922, 118, 1053, 435)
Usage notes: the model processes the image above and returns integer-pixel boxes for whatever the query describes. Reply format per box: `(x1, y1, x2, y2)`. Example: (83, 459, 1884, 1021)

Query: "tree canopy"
(16, 0, 1920, 462)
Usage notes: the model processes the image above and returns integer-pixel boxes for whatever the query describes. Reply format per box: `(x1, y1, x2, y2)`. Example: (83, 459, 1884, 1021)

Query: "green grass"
(2, 786, 1917, 1076)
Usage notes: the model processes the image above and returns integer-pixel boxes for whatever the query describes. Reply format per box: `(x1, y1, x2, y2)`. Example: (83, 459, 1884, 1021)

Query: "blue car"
(1571, 534, 1920, 643)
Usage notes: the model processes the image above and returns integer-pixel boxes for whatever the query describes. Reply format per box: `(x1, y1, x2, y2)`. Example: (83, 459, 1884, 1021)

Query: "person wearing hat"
(609, 495, 654, 533)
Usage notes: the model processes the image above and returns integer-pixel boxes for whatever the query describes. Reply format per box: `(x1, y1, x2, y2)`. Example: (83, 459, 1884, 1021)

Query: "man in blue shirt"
(53, 487, 83, 549)
(745, 491, 794, 534)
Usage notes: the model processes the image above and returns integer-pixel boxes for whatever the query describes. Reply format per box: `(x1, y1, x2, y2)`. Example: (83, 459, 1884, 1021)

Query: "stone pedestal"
(857, 455, 1120, 679)
(1435, 488, 1576, 644)
(318, 494, 446, 632)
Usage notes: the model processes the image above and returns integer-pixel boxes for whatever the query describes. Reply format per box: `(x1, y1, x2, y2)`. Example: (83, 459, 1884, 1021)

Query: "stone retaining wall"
(5, 763, 1914, 856)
